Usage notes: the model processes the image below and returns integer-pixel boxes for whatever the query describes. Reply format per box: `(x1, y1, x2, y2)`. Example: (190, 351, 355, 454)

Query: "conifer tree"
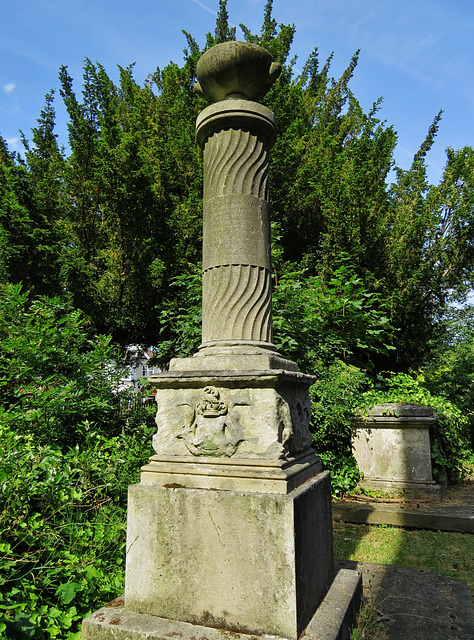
(0, 0, 472, 371)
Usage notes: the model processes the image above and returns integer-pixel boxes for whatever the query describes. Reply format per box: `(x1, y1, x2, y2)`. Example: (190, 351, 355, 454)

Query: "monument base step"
(140, 450, 321, 494)
(357, 478, 443, 500)
(81, 568, 362, 640)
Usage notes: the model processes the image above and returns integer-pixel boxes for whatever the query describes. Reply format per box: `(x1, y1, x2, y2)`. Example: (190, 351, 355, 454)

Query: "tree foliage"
(0, 123, 64, 297)
(1, 1, 472, 370)
(0, 0, 473, 474)
(57, 59, 203, 344)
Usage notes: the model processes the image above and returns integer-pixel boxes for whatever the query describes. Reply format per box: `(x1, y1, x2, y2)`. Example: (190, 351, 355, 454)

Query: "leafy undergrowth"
(0, 423, 154, 639)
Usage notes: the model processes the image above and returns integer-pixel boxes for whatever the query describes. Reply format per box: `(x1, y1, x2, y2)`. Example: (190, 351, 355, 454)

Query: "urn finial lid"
(194, 41, 281, 103)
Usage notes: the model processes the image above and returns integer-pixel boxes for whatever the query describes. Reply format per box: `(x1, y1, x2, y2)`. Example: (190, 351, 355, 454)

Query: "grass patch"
(333, 521, 474, 593)
(334, 522, 474, 640)
(350, 597, 388, 640)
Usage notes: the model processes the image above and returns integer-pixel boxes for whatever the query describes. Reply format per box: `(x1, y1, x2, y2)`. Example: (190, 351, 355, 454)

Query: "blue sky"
(1, 0, 472, 185)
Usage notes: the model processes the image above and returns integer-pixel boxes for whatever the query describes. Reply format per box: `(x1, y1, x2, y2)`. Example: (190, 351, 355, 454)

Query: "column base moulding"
(141, 449, 322, 494)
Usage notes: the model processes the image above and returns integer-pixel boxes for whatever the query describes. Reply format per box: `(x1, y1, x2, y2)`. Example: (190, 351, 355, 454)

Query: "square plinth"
(352, 422, 434, 483)
(124, 472, 334, 640)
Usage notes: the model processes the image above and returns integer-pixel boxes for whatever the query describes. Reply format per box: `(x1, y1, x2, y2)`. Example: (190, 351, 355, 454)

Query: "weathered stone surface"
(303, 569, 362, 640)
(168, 352, 299, 371)
(82, 603, 282, 640)
(82, 564, 362, 640)
(193, 41, 281, 102)
(338, 561, 474, 640)
(361, 403, 434, 417)
(196, 99, 277, 148)
(353, 425, 434, 482)
(140, 451, 321, 494)
(352, 404, 439, 496)
(124, 472, 334, 640)
(196, 99, 276, 352)
(333, 499, 473, 531)
(202, 263, 273, 344)
(149, 370, 314, 460)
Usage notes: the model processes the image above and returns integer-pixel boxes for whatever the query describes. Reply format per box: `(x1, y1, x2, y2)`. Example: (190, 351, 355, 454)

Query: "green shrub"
(272, 260, 395, 374)
(0, 422, 154, 639)
(0, 283, 150, 448)
(0, 283, 159, 637)
(310, 361, 367, 497)
(421, 317, 474, 449)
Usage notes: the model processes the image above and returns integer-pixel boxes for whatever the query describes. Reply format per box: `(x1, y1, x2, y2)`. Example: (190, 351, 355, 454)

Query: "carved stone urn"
(194, 40, 281, 102)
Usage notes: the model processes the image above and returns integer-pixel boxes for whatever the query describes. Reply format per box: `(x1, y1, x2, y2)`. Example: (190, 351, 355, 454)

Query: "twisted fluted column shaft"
(196, 99, 277, 353)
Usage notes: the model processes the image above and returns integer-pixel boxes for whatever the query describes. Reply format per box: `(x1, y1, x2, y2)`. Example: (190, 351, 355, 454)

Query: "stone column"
(143, 42, 320, 466)
(197, 99, 276, 352)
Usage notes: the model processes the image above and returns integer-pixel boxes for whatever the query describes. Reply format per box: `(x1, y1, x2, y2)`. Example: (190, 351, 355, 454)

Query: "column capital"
(196, 99, 277, 149)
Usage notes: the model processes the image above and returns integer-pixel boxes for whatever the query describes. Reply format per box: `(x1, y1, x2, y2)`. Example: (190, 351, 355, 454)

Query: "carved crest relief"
(177, 386, 245, 457)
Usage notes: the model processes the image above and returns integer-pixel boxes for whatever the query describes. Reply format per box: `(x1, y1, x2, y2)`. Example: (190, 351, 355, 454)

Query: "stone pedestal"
(119, 350, 334, 639)
(149, 356, 315, 462)
(124, 473, 333, 640)
(352, 404, 442, 498)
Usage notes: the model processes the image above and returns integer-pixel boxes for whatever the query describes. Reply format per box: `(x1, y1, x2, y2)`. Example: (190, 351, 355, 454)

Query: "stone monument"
(352, 404, 442, 499)
(82, 41, 361, 640)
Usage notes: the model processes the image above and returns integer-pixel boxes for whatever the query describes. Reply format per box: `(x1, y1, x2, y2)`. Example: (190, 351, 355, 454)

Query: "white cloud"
(4, 83, 16, 95)
(5, 137, 20, 154)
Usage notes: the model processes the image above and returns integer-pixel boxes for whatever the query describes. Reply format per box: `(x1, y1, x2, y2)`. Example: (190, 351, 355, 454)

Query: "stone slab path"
(333, 478, 474, 533)
(336, 560, 474, 640)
